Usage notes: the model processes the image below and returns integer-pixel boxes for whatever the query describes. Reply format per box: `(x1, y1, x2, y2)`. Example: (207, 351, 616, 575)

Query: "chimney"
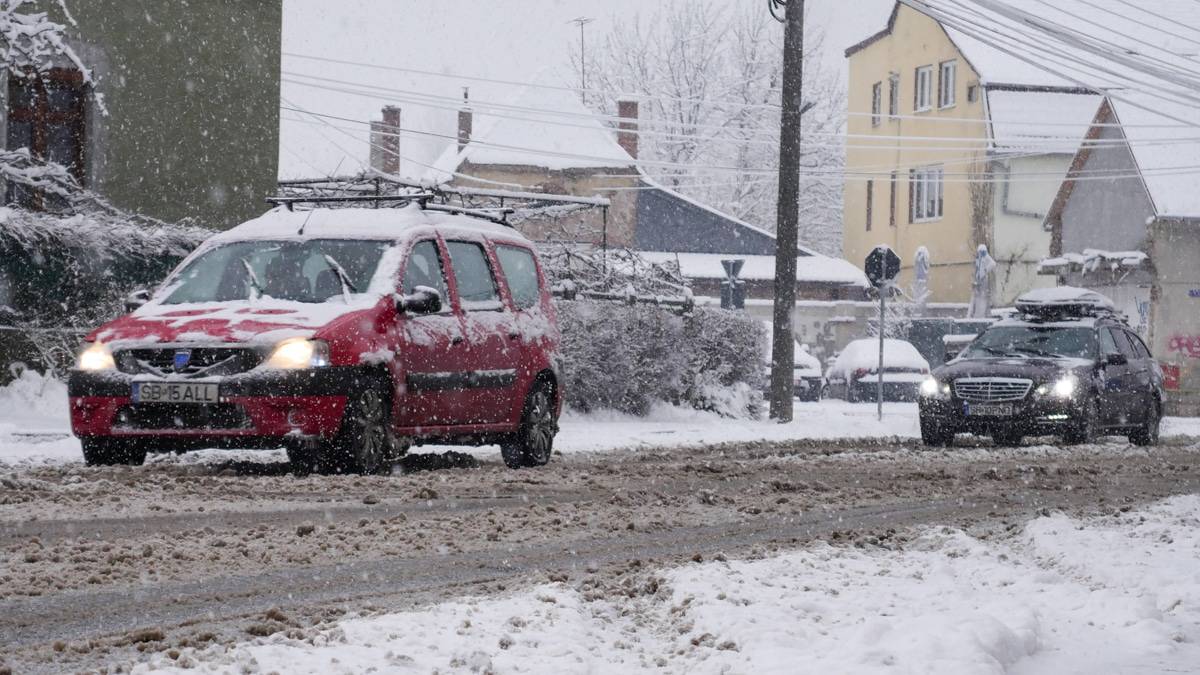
(457, 87, 473, 152)
(617, 99, 638, 160)
(369, 105, 401, 175)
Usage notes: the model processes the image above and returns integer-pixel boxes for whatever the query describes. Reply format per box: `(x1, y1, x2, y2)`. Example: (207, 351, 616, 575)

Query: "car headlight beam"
(265, 338, 330, 369)
(920, 377, 950, 399)
(77, 343, 115, 371)
(1051, 375, 1077, 399)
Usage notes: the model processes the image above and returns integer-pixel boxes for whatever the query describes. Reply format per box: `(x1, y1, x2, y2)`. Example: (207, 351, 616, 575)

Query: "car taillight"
(853, 367, 870, 380)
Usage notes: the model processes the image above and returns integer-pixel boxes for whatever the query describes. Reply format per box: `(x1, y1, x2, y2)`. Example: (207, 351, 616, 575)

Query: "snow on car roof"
(828, 338, 929, 377)
(211, 204, 530, 245)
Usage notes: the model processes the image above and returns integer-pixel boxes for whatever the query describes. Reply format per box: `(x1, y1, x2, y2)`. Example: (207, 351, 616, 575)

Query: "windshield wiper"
(323, 255, 358, 303)
(1010, 346, 1057, 358)
(241, 258, 265, 300)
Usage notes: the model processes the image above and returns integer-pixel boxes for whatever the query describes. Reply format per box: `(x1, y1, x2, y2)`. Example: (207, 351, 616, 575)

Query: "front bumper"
(68, 367, 372, 448)
(918, 394, 1084, 435)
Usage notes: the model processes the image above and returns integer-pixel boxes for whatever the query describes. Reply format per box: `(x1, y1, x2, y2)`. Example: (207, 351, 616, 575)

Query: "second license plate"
(966, 402, 1013, 417)
(133, 382, 220, 404)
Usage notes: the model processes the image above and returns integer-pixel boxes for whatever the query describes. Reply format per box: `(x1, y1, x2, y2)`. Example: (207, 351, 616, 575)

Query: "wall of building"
(452, 164, 638, 246)
(991, 154, 1068, 304)
(843, 5, 989, 306)
(1059, 124, 1154, 254)
(1148, 218, 1200, 416)
(56, 1, 282, 228)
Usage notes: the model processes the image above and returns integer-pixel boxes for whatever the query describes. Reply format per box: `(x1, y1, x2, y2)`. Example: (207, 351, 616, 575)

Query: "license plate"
(133, 382, 220, 404)
(966, 402, 1013, 417)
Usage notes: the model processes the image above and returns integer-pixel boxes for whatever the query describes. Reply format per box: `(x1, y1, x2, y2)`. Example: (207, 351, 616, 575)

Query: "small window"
(1100, 328, 1122, 356)
(402, 239, 450, 307)
(967, 84, 979, 103)
(938, 60, 957, 108)
(888, 74, 900, 118)
(7, 68, 87, 209)
(1113, 329, 1139, 359)
(865, 180, 874, 231)
(446, 241, 500, 310)
(495, 245, 540, 310)
(909, 166, 943, 222)
(871, 82, 882, 126)
(889, 171, 897, 227)
(1126, 331, 1152, 359)
(914, 65, 933, 112)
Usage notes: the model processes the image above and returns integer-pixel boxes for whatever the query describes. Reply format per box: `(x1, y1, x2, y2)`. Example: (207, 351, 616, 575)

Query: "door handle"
(451, 335, 464, 345)
(508, 332, 520, 340)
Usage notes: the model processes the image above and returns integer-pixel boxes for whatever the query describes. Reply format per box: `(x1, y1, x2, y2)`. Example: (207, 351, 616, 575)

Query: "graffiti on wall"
(1167, 335, 1200, 359)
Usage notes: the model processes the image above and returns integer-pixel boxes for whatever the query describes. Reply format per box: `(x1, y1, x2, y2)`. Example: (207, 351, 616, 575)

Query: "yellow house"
(842, 3, 1099, 306)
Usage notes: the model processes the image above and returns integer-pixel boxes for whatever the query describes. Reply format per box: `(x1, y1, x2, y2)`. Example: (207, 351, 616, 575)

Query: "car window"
(1099, 328, 1122, 356)
(1123, 330, 1152, 359)
(495, 245, 540, 310)
(1111, 329, 1139, 359)
(961, 326, 1095, 360)
(446, 241, 501, 310)
(401, 240, 450, 310)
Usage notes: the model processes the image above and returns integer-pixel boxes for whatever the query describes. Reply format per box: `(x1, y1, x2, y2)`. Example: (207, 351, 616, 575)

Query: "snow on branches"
(0, 0, 92, 84)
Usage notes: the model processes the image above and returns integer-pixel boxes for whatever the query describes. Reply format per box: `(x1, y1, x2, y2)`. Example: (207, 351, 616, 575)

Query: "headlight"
(1051, 375, 1077, 398)
(77, 343, 115, 371)
(264, 338, 330, 369)
(920, 377, 950, 398)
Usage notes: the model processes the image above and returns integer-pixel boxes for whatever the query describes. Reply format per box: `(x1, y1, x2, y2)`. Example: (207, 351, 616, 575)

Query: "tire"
(919, 416, 954, 447)
(1130, 398, 1161, 447)
(81, 438, 147, 466)
(1062, 397, 1099, 445)
(992, 429, 1024, 447)
(318, 382, 395, 475)
(501, 379, 558, 469)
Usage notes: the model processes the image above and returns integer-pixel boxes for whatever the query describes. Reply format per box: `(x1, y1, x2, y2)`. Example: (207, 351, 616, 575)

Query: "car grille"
(113, 403, 252, 431)
(953, 378, 1032, 402)
(115, 347, 264, 378)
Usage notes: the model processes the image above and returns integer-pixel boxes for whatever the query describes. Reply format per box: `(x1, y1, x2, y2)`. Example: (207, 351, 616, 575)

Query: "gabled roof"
(425, 85, 634, 182)
(985, 89, 1102, 153)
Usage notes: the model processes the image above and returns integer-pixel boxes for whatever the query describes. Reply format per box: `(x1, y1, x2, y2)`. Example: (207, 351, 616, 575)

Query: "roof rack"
(266, 193, 435, 210)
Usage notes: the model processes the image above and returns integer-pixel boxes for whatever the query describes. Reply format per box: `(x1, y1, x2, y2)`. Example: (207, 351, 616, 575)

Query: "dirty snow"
(136, 494, 1200, 674)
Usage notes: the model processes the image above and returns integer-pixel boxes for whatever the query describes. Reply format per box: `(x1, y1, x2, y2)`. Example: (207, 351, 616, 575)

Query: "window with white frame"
(914, 65, 933, 112)
(871, 82, 882, 126)
(909, 166, 943, 222)
(888, 74, 900, 118)
(939, 60, 957, 108)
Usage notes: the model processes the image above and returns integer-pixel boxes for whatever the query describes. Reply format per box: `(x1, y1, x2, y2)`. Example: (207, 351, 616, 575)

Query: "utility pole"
(768, 0, 804, 422)
(570, 17, 594, 104)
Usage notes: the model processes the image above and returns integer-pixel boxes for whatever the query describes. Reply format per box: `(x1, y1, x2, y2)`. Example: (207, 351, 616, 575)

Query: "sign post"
(864, 246, 901, 421)
(720, 259, 745, 310)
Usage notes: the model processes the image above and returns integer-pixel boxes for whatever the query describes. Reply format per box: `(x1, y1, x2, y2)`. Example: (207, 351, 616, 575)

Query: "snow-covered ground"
(136, 494, 1200, 674)
(4, 370, 1200, 468)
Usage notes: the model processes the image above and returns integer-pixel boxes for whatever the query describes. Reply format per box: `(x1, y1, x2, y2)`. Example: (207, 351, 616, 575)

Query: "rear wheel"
(1130, 398, 1161, 446)
(318, 383, 396, 475)
(501, 379, 558, 469)
(81, 438, 147, 467)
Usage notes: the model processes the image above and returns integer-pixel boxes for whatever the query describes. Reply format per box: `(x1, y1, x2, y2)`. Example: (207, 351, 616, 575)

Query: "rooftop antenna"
(299, 157, 345, 235)
(569, 16, 594, 104)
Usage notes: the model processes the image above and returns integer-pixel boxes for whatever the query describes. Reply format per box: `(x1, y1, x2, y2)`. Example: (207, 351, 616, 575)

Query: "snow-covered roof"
(211, 204, 528, 245)
(636, 251, 869, 287)
(1039, 249, 1149, 275)
(425, 85, 634, 182)
(986, 90, 1102, 152)
(1108, 97, 1200, 219)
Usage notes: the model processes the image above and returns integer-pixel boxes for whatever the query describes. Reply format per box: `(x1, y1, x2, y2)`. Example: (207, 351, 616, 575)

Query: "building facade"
(843, 3, 1097, 306)
(4, 1, 283, 227)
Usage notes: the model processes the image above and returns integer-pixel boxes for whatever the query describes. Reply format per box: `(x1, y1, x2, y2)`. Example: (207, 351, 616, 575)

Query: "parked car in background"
(69, 204, 563, 475)
(918, 287, 1163, 447)
(761, 323, 823, 401)
(823, 338, 931, 402)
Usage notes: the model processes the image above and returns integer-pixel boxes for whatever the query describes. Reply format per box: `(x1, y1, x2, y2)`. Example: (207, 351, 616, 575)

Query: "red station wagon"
(68, 204, 563, 474)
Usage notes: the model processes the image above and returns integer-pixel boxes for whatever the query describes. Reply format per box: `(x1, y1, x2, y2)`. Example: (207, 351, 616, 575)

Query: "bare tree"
(573, 2, 846, 255)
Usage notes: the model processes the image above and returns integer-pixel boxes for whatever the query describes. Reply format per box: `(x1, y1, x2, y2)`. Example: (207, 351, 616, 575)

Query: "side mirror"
(1104, 352, 1128, 367)
(398, 286, 442, 315)
(125, 289, 151, 312)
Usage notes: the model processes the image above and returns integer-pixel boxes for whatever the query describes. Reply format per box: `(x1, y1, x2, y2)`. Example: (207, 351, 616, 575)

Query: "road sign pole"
(878, 284, 885, 422)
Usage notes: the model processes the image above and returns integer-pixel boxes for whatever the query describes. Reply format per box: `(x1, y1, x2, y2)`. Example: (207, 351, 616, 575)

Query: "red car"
(68, 205, 562, 474)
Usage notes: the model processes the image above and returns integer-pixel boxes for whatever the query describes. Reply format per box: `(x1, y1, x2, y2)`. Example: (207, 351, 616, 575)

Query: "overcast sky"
(279, 0, 895, 179)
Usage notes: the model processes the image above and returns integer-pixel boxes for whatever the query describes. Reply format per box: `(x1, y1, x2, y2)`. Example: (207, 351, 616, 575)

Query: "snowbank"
(136, 494, 1200, 674)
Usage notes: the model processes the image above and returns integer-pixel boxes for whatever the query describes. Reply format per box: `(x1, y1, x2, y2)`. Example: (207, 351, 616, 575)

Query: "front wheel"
(81, 438, 147, 466)
(919, 416, 954, 447)
(318, 384, 396, 475)
(1130, 398, 1161, 446)
(501, 380, 558, 469)
(1062, 397, 1099, 445)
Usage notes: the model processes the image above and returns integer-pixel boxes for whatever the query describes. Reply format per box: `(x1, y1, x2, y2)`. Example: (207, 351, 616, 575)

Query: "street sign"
(865, 245, 901, 288)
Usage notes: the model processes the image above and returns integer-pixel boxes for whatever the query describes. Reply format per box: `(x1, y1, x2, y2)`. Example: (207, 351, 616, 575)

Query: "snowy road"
(3, 435, 1200, 672)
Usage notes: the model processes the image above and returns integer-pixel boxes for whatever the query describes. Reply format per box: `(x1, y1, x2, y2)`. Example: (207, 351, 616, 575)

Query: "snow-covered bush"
(557, 299, 765, 418)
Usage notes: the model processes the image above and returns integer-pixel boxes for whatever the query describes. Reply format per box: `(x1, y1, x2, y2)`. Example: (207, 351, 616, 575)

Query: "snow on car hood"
(89, 296, 382, 347)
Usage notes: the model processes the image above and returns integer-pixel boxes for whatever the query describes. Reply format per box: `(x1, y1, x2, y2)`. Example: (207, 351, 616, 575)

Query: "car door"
(493, 243, 546, 423)
(1118, 329, 1154, 423)
(1097, 326, 1135, 425)
(443, 239, 520, 425)
(396, 238, 473, 429)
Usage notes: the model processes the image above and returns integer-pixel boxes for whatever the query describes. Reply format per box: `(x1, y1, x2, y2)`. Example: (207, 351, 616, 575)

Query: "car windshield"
(961, 325, 1096, 360)
(161, 239, 391, 304)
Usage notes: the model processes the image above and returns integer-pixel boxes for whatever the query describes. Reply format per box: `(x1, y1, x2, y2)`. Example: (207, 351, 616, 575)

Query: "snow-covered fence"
(556, 299, 765, 418)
